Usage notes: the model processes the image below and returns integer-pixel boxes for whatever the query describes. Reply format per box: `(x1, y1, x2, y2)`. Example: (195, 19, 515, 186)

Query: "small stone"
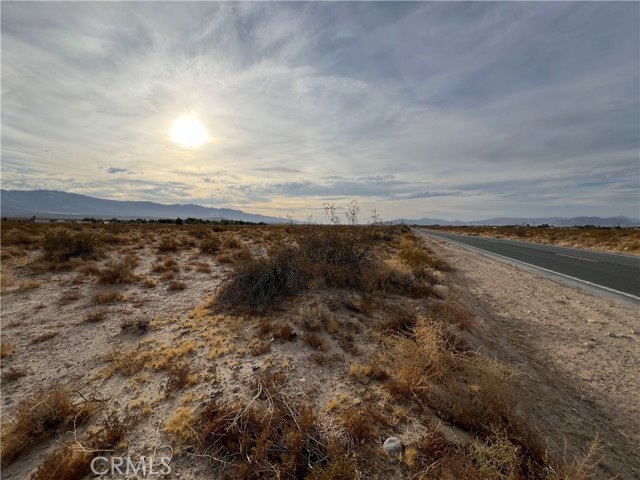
(583, 341, 597, 348)
(607, 332, 618, 338)
(383, 437, 404, 458)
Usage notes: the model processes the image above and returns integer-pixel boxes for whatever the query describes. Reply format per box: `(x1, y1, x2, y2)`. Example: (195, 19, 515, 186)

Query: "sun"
(170, 116, 208, 148)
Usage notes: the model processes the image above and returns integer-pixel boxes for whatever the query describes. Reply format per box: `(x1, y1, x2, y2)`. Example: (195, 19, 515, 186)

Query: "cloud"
(1, 2, 638, 220)
(104, 167, 133, 175)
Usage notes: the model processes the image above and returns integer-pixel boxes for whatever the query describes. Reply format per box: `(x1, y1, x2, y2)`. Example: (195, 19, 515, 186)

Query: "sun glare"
(170, 116, 208, 148)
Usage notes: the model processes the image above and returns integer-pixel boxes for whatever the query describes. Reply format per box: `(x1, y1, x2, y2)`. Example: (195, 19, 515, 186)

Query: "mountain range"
(0, 189, 284, 223)
(1, 189, 638, 227)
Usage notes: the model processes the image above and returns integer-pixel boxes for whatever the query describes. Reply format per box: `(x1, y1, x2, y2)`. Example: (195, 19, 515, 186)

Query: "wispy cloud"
(1, 2, 638, 220)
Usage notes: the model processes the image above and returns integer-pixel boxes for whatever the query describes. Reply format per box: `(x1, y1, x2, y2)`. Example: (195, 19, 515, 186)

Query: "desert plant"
(1, 387, 95, 467)
(216, 247, 304, 307)
(42, 229, 101, 262)
(199, 235, 221, 254)
(98, 254, 139, 284)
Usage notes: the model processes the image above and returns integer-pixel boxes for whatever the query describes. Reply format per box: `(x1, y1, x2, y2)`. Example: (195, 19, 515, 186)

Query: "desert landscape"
(1, 221, 637, 479)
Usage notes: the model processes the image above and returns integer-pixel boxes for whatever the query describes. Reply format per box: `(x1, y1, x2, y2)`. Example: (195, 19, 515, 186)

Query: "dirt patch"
(420, 231, 640, 479)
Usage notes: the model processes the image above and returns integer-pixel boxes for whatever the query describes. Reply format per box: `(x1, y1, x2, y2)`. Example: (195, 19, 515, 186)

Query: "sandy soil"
(420, 232, 640, 479)
(2, 227, 638, 479)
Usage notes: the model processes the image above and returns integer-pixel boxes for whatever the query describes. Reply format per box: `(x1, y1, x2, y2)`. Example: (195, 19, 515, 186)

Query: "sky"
(2, 1, 639, 222)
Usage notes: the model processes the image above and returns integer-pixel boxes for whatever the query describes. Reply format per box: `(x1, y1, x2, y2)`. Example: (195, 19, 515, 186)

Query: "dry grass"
(28, 403, 140, 480)
(157, 237, 180, 252)
(97, 254, 139, 284)
(167, 280, 187, 291)
(303, 333, 329, 351)
(151, 255, 180, 275)
(83, 308, 108, 323)
(92, 290, 127, 305)
(0, 341, 13, 358)
(348, 362, 388, 384)
(0, 387, 95, 467)
(166, 362, 197, 392)
(103, 340, 197, 378)
(199, 235, 221, 254)
(165, 380, 358, 479)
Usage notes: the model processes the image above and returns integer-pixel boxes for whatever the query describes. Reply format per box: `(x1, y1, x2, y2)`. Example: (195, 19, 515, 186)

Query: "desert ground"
(1, 221, 637, 479)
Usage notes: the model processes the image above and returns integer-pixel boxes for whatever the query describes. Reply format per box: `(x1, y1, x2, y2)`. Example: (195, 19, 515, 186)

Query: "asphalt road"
(419, 230, 640, 300)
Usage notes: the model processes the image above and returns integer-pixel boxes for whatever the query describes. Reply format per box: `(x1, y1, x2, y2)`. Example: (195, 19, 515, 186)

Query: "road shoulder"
(421, 234, 640, 479)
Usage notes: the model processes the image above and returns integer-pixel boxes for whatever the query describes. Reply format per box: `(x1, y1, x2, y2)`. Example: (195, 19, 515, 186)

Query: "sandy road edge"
(418, 232, 640, 479)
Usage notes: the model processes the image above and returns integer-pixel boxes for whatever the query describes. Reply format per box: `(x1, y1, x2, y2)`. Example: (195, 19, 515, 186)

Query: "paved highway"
(418, 230, 640, 300)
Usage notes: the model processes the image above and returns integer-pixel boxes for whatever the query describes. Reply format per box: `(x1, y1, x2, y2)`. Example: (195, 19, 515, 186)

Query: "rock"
(607, 332, 618, 338)
(583, 341, 597, 348)
(383, 437, 404, 458)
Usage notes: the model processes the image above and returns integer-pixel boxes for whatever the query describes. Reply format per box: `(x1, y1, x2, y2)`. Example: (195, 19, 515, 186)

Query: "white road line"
(420, 232, 640, 302)
(555, 253, 598, 262)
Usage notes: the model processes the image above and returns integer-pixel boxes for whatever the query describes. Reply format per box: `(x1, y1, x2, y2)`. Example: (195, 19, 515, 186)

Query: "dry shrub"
(216, 247, 303, 307)
(83, 308, 108, 323)
(468, 429, 521, 480)
(398, 238, 452, 274)
(167, 280, 187, 291)
(376, 306, 419, 337)
(29, 403, 141, 480)
(42, 229, 101, 262)
(200, 235, 221, 254)
(296, 226, 374, 289)
(75, 261, 101, 276)
(195, 261, 211, 273)
(92, 290, 126, 305)
(166, 362, 197, 392)
(348, 362, 388, 384)
(386, 318, 448, 401)
(120, 317, 150, 334)
(221, 237, 243, 250)
(432, 300, 475, 331)
(432, 354, 518, 436)
(172, 381, 356, 479)
(157, 237, 179, 252)
(275, 324, 297, 341)
(545, 436, 601, 480)
(29, 446, 92, 480)
(0, 341, 13, 358)
(151, 255, 180, 274)
(0, 388, 95, 467)
(98, 254, 139, 284)
(303, 333, 329, 351)
(216, 225, 442, 308)
(2, 228, 40, 247)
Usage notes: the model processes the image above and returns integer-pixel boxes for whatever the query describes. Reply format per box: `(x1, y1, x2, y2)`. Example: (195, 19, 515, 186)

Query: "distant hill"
(0, 189, 285, 223)
(394, 216, 640, 227)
